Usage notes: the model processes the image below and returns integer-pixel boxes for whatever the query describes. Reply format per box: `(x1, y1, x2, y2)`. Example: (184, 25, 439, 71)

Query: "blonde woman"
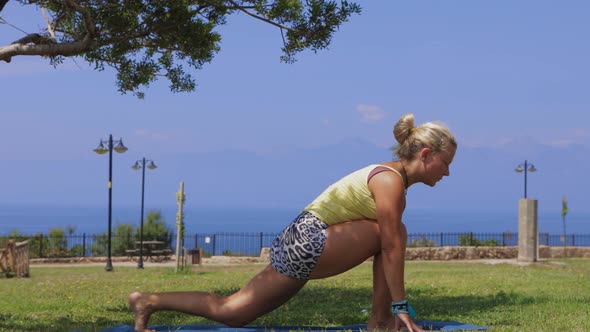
(130, 113, 457, 332)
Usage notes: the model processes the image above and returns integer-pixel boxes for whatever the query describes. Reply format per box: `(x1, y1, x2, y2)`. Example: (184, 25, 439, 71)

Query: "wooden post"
(0, 240, 29, 278)
(175, 181, 185, 272)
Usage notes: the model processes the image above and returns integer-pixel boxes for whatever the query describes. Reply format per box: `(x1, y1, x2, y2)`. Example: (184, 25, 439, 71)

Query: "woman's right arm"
(369, 171, 423, 332)
(369, 171, 407, 301)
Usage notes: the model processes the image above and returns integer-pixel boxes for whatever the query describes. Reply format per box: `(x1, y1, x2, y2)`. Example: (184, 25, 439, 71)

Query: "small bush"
(459, 234, 499, 247)
(408, 236, 437, 247)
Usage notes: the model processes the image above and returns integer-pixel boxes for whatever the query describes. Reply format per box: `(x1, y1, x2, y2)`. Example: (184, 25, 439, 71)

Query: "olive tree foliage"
(0, 0, 361, 97)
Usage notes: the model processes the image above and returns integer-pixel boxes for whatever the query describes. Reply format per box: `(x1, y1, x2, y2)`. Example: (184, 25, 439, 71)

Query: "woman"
(129, 113, 457, 332)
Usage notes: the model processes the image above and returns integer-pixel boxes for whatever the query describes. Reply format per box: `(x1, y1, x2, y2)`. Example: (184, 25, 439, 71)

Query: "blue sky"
(1, 1, 590, 225)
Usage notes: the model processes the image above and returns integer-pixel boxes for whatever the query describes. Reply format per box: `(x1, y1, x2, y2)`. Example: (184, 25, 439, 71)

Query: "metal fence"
(407, 232, 590, 247)
(186, 233, 278, 256)
(1, 232, 589, 259)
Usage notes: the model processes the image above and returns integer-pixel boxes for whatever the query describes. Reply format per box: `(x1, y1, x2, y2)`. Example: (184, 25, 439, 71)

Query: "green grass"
(0, 260, 589, 331)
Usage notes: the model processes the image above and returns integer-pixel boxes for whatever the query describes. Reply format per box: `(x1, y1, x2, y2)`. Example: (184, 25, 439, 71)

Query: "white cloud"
(356, 104, 387, 122)
(574, 129, 590, 138)
(544, 139, 576, 148)
(541, 129, 590, 148)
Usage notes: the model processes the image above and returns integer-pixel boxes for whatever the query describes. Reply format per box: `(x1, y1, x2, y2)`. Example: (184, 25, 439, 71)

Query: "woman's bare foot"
(129, 292, 155, 332)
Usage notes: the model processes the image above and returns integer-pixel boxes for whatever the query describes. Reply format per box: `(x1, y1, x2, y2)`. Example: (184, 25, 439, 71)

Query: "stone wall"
(539, 246, 590, 259)
(406, 245, 590, 260)
(29, 246, 590, 265)
(406, 246, 517, 261)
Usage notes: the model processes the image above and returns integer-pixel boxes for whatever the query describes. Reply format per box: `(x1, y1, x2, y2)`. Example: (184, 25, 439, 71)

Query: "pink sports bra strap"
(367, 166, 395, 184)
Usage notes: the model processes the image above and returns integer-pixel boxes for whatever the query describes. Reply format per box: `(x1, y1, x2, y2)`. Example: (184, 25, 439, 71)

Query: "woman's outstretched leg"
(129, 264, 306, 332)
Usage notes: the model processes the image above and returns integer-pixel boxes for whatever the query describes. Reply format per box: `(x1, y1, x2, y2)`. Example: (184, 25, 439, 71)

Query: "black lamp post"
(94, 134, 128, 272)
(515, 160, 537, 199)
(132, 158, 157, 269)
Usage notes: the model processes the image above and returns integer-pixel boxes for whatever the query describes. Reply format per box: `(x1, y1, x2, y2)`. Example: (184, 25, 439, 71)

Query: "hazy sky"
(1, 1, 589, 213)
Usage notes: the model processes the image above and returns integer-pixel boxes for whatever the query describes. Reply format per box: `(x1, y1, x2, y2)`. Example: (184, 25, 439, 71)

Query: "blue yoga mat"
(100, 321, 489, 332)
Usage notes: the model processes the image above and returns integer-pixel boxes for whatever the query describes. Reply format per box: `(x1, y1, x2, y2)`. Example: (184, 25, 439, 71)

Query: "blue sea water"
(0, 204, 588, 236)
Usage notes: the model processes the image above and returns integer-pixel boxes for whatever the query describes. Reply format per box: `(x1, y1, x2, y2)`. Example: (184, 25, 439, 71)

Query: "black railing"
(186, 232, 278, 256)
(406, 232, 590, 247)
(407, 232, 519, 247)
(2, 232, 589, 259)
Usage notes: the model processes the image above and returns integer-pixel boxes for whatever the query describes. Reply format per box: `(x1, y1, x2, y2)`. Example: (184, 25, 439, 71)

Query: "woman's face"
(422, 146, 456, 186)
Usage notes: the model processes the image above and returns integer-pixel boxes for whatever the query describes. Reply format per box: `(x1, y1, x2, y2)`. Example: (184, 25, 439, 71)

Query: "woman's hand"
(394, 313, 424, 332)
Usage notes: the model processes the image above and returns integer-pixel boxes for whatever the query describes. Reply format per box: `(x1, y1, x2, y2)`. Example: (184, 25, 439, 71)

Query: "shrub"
(48, 228, 68, 257)
(408, 236, 437, 247)
(459, 234, 499, 247)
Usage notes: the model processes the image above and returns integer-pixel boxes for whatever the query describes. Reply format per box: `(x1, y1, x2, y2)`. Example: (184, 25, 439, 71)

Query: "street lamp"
(132, 158, 157, 269)
(94, 135, 128, 272)
(515, 160, 537, 199)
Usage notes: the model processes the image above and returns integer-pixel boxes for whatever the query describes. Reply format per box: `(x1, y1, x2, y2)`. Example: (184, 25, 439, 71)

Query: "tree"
(0, 0, 361, 98)
(140, 209, 173, 244)
(113, 223, 135, 256)
(30, 232, 50, 258)
(91, 232, 107, 256)
(48, 227, 68, 257)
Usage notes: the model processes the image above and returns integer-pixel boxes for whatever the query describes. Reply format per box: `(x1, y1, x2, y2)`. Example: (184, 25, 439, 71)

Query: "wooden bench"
(125, 249, 138, 261)
(150, 249, 173, 262)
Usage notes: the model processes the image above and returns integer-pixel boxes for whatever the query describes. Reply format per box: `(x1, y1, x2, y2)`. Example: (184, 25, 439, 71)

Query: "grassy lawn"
(0, 259, 588, 332)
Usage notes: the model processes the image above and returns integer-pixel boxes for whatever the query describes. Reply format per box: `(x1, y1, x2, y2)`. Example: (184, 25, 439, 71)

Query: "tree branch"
(0, 0, 97, 62)
(226, 0, 298, 33)
(41, 7, 57, 41)
(12, 33, 55, 46)
(0, 37, 92, 62)
(64, 0, 96, 37)
(0, 0, 8, 14)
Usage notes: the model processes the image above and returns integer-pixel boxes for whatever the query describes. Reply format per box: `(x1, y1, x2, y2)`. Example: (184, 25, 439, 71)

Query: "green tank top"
(303, 164, 403, 225)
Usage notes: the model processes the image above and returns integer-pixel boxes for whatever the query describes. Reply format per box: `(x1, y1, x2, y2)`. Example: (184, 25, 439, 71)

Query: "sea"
(0, 204, 588, 236)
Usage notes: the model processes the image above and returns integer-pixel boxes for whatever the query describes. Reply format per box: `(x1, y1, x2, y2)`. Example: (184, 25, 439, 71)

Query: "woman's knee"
(214, 299, 257, 327)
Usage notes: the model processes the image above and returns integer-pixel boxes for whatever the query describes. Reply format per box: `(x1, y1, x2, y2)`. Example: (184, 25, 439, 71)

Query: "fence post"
(260, 232, 263, 251)
(572, 234, 575, 246)
(545, 233, 549, 246)
(213, 234, 217, 256)
(470, 232, 474, 246)
(194, 233, 198, 250)
(440, 232, 443, 247)
(83, 233, 86, 257)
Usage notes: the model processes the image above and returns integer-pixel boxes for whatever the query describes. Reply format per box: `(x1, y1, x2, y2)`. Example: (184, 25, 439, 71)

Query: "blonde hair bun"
(393, 113, 415, 145)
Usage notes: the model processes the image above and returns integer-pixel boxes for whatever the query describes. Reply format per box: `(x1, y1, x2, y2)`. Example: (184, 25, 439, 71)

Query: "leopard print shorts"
(270, 211, 328, 280)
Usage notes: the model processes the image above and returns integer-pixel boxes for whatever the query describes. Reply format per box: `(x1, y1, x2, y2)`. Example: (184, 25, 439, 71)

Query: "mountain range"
(3, 137, 589, 219)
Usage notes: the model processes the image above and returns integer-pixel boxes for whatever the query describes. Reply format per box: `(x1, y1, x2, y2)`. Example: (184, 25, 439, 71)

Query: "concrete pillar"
(518, 199, 538, 262)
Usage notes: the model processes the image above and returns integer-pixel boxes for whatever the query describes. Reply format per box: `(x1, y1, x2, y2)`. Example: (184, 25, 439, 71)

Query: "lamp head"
(93, 141, 108, 155)
(529, 164, 537, 172)
(147, 161, 157, 170)
(515, 165, 524, 173)
(114, 138, 128, 153)
(132, 161, 141, 170)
